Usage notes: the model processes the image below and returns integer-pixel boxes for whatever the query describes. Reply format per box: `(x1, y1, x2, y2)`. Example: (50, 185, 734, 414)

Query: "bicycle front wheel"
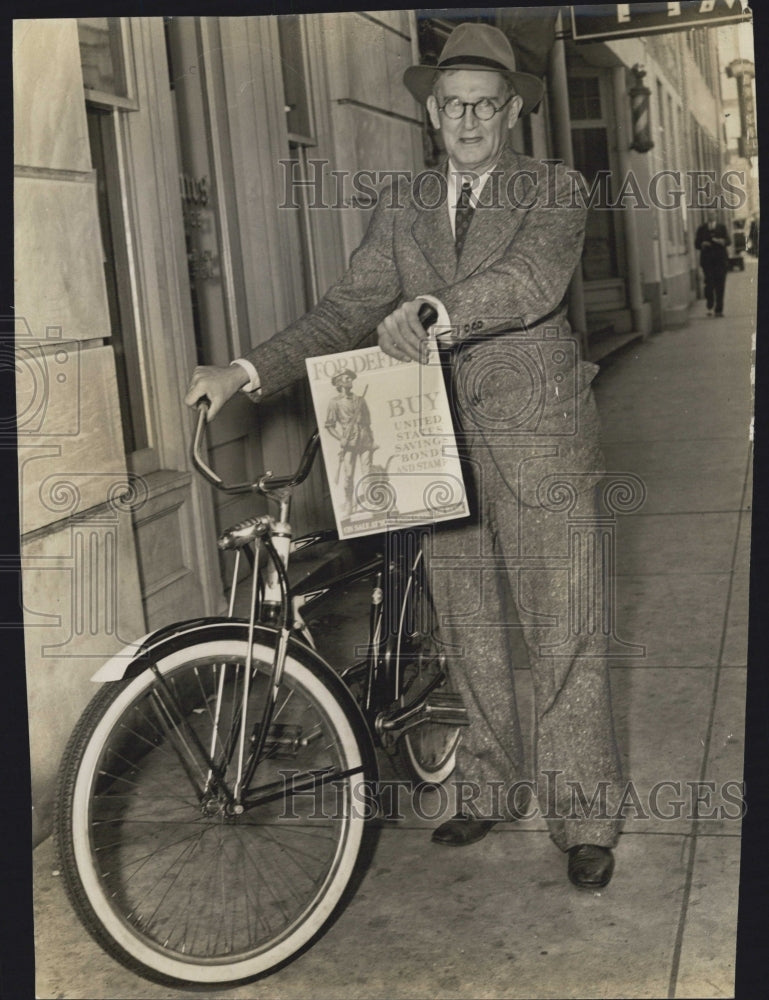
(55, 635, 376, 986)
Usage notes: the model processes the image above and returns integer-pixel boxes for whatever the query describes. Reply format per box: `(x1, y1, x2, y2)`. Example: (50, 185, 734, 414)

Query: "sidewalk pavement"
(31, 262, 756, 999)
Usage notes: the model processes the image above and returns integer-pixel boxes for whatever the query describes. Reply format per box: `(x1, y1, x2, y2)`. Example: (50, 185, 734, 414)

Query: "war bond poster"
(306, 344, 468, 537)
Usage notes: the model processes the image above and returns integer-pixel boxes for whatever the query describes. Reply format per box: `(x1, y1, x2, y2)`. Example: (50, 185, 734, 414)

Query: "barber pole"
(629, 65, 654, 153)
(726, 59, 757, 158)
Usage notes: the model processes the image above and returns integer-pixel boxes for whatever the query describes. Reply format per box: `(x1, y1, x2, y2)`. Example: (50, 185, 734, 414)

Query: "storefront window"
(570, 74, 618, 281)
(278, 15, 314, 142)
(571, 127, 618, 280)
(277, 15, 320, 308)
(568, 76, 601, 121)
(78, 18, 129, 99)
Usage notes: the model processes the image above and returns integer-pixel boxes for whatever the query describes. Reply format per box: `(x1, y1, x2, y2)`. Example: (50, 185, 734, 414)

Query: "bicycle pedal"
(251, 722, 305, 758)
(379, 690, 469, 736)
(423, 691, 469, 724)
(424, 691, 463, 709)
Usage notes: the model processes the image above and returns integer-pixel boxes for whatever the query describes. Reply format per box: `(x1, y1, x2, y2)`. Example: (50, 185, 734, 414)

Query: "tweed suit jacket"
(245, 141, 603, 498)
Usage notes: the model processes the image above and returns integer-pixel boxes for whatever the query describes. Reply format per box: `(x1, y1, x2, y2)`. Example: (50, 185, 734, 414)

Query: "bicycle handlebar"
(191, 301, 438, 496)
(192, 402, 321, 496)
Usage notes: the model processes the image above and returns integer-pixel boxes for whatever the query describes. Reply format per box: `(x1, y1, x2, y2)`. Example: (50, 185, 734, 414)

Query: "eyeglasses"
(436, 93, 514, 121)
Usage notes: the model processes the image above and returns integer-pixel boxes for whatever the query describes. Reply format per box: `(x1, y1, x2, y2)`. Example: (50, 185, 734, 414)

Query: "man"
(748, 217, 758, 256)
(325, 369, 375, 518)
(186, 23, 623, 889)
(694, 212, 730, 317)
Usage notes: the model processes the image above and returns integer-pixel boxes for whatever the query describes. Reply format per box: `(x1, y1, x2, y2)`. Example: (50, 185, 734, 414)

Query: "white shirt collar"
(447, 157, 501, 204)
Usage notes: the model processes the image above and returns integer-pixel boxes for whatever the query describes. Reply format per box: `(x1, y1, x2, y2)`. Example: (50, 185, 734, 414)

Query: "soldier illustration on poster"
(324, 370, 376, 519)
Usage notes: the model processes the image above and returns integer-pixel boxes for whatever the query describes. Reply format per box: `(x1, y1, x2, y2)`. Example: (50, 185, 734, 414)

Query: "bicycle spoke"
(117, 830, 205, 927)
(271, 686, 297, 723)
(253, 821, 340, 876)
(236, 831, 299, 925)
(99, 825, 206, 877)
(148, 690, 207, 798)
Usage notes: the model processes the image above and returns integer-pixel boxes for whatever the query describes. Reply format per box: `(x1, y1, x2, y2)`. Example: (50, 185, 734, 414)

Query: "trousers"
(703, 263, 727, 315)
(427, 340, 624, 851)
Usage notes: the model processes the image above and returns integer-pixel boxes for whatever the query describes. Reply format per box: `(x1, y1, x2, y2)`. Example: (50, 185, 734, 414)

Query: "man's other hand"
(377, 299, 430, 363)
(184, 365, 248, 421)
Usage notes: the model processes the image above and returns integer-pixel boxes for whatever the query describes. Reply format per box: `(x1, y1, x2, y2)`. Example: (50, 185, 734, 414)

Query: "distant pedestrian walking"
(695, 213, 730, 318)
(749, 218, 759, 256)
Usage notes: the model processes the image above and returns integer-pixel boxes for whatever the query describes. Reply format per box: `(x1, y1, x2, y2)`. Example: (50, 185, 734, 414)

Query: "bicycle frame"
(93, 404, 466, 812)
(194, 400, 467, 756)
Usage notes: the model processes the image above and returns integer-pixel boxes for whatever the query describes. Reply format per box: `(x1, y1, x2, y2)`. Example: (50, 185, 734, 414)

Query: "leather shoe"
(431, 813, 496, 846)
(567, 844, 615, 889)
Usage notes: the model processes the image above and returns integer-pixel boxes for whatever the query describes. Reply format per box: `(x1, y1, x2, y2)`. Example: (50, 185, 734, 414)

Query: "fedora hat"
(403, 22, 545, 114)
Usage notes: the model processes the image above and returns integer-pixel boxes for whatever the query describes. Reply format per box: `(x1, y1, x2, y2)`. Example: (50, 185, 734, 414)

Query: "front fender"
(89, 616, 379, 784)
(90, 618, 252, 681)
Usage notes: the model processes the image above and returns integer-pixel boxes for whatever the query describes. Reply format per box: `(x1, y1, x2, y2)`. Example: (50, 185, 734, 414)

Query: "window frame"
(79, 17, 159, 477)
(78, 17, 140, 111)
(277, 15, 322, 309)
(655, 77, 687, 257)
(277, 14, 317, 147)
(568, 68, 622, 282)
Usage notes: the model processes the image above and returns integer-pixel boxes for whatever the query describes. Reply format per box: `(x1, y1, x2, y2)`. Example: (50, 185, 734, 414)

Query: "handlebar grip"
(191, 403, 225, 486)
(418, 302, 438, 330)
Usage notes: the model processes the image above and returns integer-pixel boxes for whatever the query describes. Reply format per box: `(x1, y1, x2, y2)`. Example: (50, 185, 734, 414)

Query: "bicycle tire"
(393, 556, 461, 785)
(54, 636, 376, 986)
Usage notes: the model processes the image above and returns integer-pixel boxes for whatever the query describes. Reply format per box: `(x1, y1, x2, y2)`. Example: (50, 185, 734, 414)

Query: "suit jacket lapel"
(455, 145, 528, 282)
(410, 169, 457, 285)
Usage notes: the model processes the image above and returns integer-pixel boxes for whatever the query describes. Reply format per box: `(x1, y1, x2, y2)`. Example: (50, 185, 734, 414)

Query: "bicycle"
(54, 347, 468, 986)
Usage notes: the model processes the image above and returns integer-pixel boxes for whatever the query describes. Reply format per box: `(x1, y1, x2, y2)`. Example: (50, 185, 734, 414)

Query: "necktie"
(454, 180, 474, 256)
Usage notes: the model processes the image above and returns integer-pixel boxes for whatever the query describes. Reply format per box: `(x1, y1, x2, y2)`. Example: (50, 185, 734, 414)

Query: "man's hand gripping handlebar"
(185, 363, 249, 421)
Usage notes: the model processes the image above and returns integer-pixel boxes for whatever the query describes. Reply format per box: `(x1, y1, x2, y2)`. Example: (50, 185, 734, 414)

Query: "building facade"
(14, 9, 751, 843)
(563, 14, 750, 338)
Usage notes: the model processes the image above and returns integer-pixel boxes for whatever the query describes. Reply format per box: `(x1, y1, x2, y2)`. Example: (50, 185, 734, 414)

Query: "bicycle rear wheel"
(55, 635, 376, 986)
(393, 557, 461, 785)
